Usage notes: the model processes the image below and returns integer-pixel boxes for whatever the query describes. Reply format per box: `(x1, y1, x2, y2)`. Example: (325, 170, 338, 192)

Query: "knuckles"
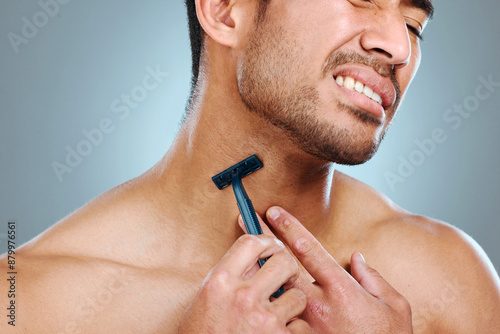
(247, 310, 279, 328)
(279, 250, 300, 271)
(202, 269, 231, 298)
(293, 237, 315, 257)
(391, 294, 412, 315)
(364, 265, 383, 280)
(234, 285, 259, 309)
(291, 288, 308, 308)
(237, 234, 263, 249)
(306, 297, 328, 321)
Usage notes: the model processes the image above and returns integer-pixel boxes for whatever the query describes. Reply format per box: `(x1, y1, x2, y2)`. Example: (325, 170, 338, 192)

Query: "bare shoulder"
(0, 253, 134, 333)
(0, 178, 197, 332)
(332, 171, 500, 332)
(20, 176, 181, 267)
(0, 250, 195, 333)
(372, 213, 500, 332)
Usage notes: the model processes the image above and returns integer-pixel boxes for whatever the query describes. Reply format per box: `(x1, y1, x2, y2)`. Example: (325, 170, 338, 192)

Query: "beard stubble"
(238, 20, 400, 165)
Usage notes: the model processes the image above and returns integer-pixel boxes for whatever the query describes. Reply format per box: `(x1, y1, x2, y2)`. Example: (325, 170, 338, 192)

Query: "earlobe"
(196, 0, 237, 47)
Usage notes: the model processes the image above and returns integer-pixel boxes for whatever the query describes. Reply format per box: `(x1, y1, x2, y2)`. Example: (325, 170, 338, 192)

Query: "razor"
(212, 154, 285, 298)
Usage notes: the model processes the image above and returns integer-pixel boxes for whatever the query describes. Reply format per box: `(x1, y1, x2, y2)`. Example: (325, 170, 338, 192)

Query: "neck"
(146, 79, 335, 245)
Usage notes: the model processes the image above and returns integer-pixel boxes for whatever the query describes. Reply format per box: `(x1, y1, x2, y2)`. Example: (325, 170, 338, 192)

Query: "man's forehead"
(403, 0, 434, 19)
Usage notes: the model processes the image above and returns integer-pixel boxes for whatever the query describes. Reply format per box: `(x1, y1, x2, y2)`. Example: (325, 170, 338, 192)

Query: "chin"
(299, 133, 381, 166)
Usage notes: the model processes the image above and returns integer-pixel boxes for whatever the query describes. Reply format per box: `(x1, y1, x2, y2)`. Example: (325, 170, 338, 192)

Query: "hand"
(251, 207, 413, 334)
(177, 234, 310, 334)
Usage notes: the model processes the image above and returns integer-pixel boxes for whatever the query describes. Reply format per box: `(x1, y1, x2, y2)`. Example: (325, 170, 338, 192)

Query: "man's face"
(237, 0, 430, 164)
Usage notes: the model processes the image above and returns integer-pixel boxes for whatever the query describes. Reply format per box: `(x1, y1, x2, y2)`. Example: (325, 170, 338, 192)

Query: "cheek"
(270, 0, 363, 72)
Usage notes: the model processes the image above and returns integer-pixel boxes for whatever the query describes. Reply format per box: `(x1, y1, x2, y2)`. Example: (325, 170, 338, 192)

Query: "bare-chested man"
(2, 0, 499, 333)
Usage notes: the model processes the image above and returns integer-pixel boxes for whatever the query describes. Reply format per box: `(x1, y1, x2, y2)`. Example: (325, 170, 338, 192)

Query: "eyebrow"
(409, 0, 434, 19)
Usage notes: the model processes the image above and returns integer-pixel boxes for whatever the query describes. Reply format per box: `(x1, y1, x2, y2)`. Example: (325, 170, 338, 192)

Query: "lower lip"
(333, 79, 386, 119)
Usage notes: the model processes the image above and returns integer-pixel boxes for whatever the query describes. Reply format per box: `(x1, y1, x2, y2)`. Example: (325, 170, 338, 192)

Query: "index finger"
(266, 206, 348, 287)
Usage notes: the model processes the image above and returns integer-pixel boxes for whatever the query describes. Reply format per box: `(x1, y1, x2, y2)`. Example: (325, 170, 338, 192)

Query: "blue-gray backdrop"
(1, 1, 499, 272)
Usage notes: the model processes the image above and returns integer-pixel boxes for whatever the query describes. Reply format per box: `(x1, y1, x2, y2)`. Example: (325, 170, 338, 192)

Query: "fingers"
(350, 252, 402, 301)
(238, 214, 313, 291)
(272, 288, 308, 325)
(250, 250, 300, 297)
(238, 214, 276, 238)
(273, 288, 310, 333)
(266, 206, 347, 287)
(287, 319, 311, 334)
(350, 252, 413, 327)
(237, 212, 302, 297)
(216, 233, 285, 278)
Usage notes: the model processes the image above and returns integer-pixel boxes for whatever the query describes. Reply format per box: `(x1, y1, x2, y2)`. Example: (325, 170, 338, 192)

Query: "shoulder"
(0, 251, 140, 332)
(0, 248, 195, 333)
(22, 176, 180, 268)
(333, 171, 500, 332)
(370, 212, 500, 332)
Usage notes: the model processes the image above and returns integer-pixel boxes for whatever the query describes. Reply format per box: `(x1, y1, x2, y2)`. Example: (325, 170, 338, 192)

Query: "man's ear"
(195, 0, 250, 48)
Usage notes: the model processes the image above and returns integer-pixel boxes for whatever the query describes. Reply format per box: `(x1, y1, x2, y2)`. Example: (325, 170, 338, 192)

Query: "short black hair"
(184, 0, 269, 108)
(184, 0, 204, 107)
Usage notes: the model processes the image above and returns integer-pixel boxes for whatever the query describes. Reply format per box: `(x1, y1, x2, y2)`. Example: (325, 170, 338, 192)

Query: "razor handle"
(237, 197, 286, 299)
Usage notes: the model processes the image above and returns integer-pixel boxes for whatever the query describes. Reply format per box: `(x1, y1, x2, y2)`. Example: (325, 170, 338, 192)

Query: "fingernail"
(358, 252, 366, 264)
(238, 215, 245, 229)
(268, 207, 280, 221)
(275, 239, 284, 248)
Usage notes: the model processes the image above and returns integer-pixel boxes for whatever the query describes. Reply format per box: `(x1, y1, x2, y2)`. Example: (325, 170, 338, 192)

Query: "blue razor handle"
(232, 170, 285, 299)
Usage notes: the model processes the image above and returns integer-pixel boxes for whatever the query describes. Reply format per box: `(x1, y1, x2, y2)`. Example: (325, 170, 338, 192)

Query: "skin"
(2, 0, 500, 332)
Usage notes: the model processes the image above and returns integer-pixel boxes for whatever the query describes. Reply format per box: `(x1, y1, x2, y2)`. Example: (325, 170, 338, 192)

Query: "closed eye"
(407, 25, 424, 41)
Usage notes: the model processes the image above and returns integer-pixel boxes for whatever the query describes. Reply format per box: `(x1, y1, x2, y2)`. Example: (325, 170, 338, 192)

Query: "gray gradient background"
(1, 1, 499, 272)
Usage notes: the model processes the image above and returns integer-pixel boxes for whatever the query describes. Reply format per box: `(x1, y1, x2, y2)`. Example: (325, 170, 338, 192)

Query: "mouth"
(331, 66, 396, 120)
(334, 75, 383, 106)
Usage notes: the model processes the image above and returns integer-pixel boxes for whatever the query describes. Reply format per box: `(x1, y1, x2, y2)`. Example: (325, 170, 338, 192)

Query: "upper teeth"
(335, 75, 382, 105)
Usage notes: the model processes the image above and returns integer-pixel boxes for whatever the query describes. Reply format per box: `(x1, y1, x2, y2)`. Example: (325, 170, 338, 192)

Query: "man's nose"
(359, 10, 412, 68)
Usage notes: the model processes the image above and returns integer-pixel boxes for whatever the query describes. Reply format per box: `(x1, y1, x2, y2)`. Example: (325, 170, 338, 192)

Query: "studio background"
(1, 1, 499, 272)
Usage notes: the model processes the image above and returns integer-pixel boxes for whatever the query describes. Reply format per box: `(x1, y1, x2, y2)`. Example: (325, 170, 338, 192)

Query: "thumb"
(350, 252, 394, 300)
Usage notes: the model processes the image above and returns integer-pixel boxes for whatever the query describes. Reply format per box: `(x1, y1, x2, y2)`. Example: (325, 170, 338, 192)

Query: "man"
(2, 0, 499, 332)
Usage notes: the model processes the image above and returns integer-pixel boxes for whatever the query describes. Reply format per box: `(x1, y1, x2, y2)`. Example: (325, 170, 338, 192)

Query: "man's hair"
(184, 0, 269, 107)
(185, 0, 204, 101)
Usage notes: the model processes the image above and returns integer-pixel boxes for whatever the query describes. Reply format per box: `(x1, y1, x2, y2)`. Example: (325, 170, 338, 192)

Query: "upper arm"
(0, 254, 89, 333)
(394, 219, 500, 333)
(434, 226, 500, 333)
(369, 216, 500, 333)
(0, 253, 143, 333)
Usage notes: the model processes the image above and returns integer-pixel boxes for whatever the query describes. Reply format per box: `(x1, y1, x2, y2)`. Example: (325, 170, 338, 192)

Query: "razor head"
(212, 155, 263, 190)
